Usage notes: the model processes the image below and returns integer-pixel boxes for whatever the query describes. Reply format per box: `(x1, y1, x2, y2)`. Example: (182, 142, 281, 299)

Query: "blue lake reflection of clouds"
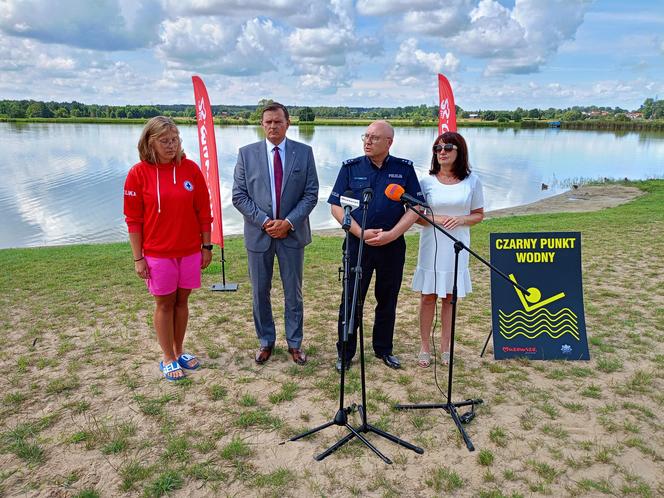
(1, 123, 662, 249)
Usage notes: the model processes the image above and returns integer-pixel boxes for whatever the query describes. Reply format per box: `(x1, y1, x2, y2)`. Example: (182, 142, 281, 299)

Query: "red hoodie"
(124, 157, 212, 258)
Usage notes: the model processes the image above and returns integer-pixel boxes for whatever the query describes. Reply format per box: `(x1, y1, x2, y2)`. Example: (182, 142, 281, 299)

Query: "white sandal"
(440, 351, 450, 365)
(417, 351, 431, 368)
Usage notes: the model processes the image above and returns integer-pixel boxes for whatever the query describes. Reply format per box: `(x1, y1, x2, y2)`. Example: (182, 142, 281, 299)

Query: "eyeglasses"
(433, 143, 457, 153)
(361, 134, 384, 143)
(157, 137, 180, 146)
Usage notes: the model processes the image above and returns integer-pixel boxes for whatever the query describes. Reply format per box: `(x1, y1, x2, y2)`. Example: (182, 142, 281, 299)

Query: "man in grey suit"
(232, 102, 319, 365)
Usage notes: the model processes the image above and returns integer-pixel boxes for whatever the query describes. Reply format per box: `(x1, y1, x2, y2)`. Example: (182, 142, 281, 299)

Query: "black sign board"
(490, 232, 589, 360)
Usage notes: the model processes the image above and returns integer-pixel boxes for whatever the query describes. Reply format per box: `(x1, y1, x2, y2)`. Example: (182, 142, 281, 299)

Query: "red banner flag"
(438, 73, 457, 134)
(192, 76, 224, 247)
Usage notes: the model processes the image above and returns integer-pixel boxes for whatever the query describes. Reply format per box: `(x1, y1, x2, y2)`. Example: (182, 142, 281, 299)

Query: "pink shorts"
(145, 252, 202, 296)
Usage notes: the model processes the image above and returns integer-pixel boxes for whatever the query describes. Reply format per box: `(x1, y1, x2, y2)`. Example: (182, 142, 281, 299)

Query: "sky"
(1, 0, 663, 110)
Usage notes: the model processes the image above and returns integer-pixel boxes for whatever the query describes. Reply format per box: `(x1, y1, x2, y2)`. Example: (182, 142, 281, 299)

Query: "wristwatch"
(202, 244, 213, 251)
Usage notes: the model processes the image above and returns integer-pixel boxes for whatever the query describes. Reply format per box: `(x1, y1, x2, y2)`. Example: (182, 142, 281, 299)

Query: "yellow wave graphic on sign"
(498, 308, 578, 322)
(498, 309, 580, 340)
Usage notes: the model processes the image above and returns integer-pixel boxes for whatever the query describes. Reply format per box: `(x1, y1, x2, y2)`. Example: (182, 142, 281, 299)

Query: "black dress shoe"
(377, 353, 401, 369)
(335, 357, 352, 373)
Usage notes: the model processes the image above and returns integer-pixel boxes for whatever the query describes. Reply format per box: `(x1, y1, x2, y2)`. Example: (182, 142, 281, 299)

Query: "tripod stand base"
(395, 399, 483, 452)
(288, 404, 424, 464)
(210, 282, 238, 291)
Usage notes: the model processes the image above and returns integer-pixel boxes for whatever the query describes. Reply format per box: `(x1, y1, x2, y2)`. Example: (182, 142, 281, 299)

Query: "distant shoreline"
(314, 183, 644, 237)
(2, 117, 663, 131)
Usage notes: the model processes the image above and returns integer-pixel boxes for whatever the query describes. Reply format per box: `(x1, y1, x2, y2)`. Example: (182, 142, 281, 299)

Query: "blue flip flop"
(177, 353, 201, 370)
(159, 360, 186, 382)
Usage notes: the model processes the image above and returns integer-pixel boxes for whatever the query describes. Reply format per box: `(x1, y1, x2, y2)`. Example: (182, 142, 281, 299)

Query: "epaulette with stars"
(393, 157, 413, 167)
(342, 156, 363, 167)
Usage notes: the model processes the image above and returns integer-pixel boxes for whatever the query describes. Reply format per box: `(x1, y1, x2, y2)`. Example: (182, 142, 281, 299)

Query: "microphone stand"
(394, 202, 529, 452)
(287, 192, 423, 463)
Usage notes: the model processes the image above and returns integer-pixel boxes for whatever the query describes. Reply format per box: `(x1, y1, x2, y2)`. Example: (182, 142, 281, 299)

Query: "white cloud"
(299, 66, 352, 93)
(482, 0, 591, 74)
(0, 0, 163, 50)
(449, 0, 525, 58)
(36, 55, 76, 71)
(372, 0, 592, 76)
(403, 6, 472, 37)
(0, 0, 659, 109)
(288, 27, 354, 66)
(157, 17, 282, 76)
(165, 0, 334, 28)
(388, 38, 459, 84)
(356, 0, 440, 16)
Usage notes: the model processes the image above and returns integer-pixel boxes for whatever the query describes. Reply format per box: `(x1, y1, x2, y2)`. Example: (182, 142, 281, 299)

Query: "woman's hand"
(134, 258, 149, 279)
(438, 215, 463, 229)
(201, 249, 212, 269)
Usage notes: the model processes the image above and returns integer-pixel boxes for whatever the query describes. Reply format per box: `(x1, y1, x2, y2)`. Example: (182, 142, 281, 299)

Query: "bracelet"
(134, 256, 144, 262)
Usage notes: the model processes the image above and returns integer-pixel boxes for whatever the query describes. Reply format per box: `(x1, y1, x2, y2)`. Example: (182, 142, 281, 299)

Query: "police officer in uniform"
(328, 120, 424, 371)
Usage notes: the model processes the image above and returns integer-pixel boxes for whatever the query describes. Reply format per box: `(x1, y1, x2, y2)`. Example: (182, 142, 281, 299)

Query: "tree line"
(1, 98, 663, 122)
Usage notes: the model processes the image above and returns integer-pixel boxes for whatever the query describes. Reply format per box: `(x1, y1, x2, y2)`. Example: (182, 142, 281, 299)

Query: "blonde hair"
(137, 116, 184, 164)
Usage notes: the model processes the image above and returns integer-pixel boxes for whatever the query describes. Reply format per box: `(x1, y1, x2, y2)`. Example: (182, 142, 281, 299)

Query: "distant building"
(625, 112, 643, 120)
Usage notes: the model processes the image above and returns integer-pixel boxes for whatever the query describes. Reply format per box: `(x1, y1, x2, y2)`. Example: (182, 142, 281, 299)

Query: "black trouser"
(337, 235, 406, 360)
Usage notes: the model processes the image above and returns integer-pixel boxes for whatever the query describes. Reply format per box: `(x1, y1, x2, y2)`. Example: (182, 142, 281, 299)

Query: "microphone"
(384, 184, 429, 208)
(340, 190, 359, 231)
(362, 187, 373, 204)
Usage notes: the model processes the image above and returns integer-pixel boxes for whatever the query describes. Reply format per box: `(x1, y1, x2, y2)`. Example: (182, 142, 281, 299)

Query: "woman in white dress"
(411, 132, 484, 367)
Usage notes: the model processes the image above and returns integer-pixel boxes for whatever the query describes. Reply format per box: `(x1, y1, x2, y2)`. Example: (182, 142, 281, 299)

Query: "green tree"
(298, 106, 315, 122)
(7, 102, 26, 118)
(562, 109, 584, 121)
(251, 99, 274, 121)
(528, 109, 541, 119)
(512, 107, 525, 121)
(26, 102, 53, 118)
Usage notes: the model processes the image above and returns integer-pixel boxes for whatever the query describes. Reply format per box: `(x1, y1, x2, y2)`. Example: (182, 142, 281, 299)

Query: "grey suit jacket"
(232, 138, 319, 252)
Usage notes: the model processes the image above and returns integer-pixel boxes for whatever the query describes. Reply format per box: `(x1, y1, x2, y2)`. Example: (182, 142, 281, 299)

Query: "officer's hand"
(362, 228, 382, 241)
(365, 229, 394, 246)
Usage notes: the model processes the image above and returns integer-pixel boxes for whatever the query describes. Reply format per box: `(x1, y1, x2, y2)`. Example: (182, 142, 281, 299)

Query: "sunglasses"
(433, 144, 458, 153)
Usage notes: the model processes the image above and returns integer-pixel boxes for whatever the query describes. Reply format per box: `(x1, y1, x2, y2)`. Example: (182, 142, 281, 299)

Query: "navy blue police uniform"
(327, 154, 425, 362)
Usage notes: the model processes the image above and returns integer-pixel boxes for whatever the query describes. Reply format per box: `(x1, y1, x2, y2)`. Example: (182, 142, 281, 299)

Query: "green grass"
(207, 384, 227, 401)
(425, 466, 464, 493)
(268, 381, 298, 404)
(478, 449, 495, 466)
(73, 490, 100, 498)
(119, 460, 153, 492)
(143, 470, 183, 497)
(489, 426, 508, 447)
(220, 437, 252, 460)
(1, 415, 59, 465)
(0, 179, 662, 495)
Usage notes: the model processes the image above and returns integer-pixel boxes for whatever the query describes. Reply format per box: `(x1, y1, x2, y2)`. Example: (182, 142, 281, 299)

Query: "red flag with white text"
(438, 73, 457, 134)
(192, 76, 224, 247)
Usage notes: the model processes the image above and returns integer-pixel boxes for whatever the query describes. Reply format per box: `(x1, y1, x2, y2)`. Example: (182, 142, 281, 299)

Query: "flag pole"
(192, 75, 238, 291)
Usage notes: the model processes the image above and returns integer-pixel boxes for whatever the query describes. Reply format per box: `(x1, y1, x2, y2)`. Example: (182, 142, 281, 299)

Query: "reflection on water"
(1, 123, 662, 249)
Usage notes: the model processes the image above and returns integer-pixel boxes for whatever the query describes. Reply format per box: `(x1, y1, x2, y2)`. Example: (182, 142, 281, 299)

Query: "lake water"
(1, 122, 662, 249)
